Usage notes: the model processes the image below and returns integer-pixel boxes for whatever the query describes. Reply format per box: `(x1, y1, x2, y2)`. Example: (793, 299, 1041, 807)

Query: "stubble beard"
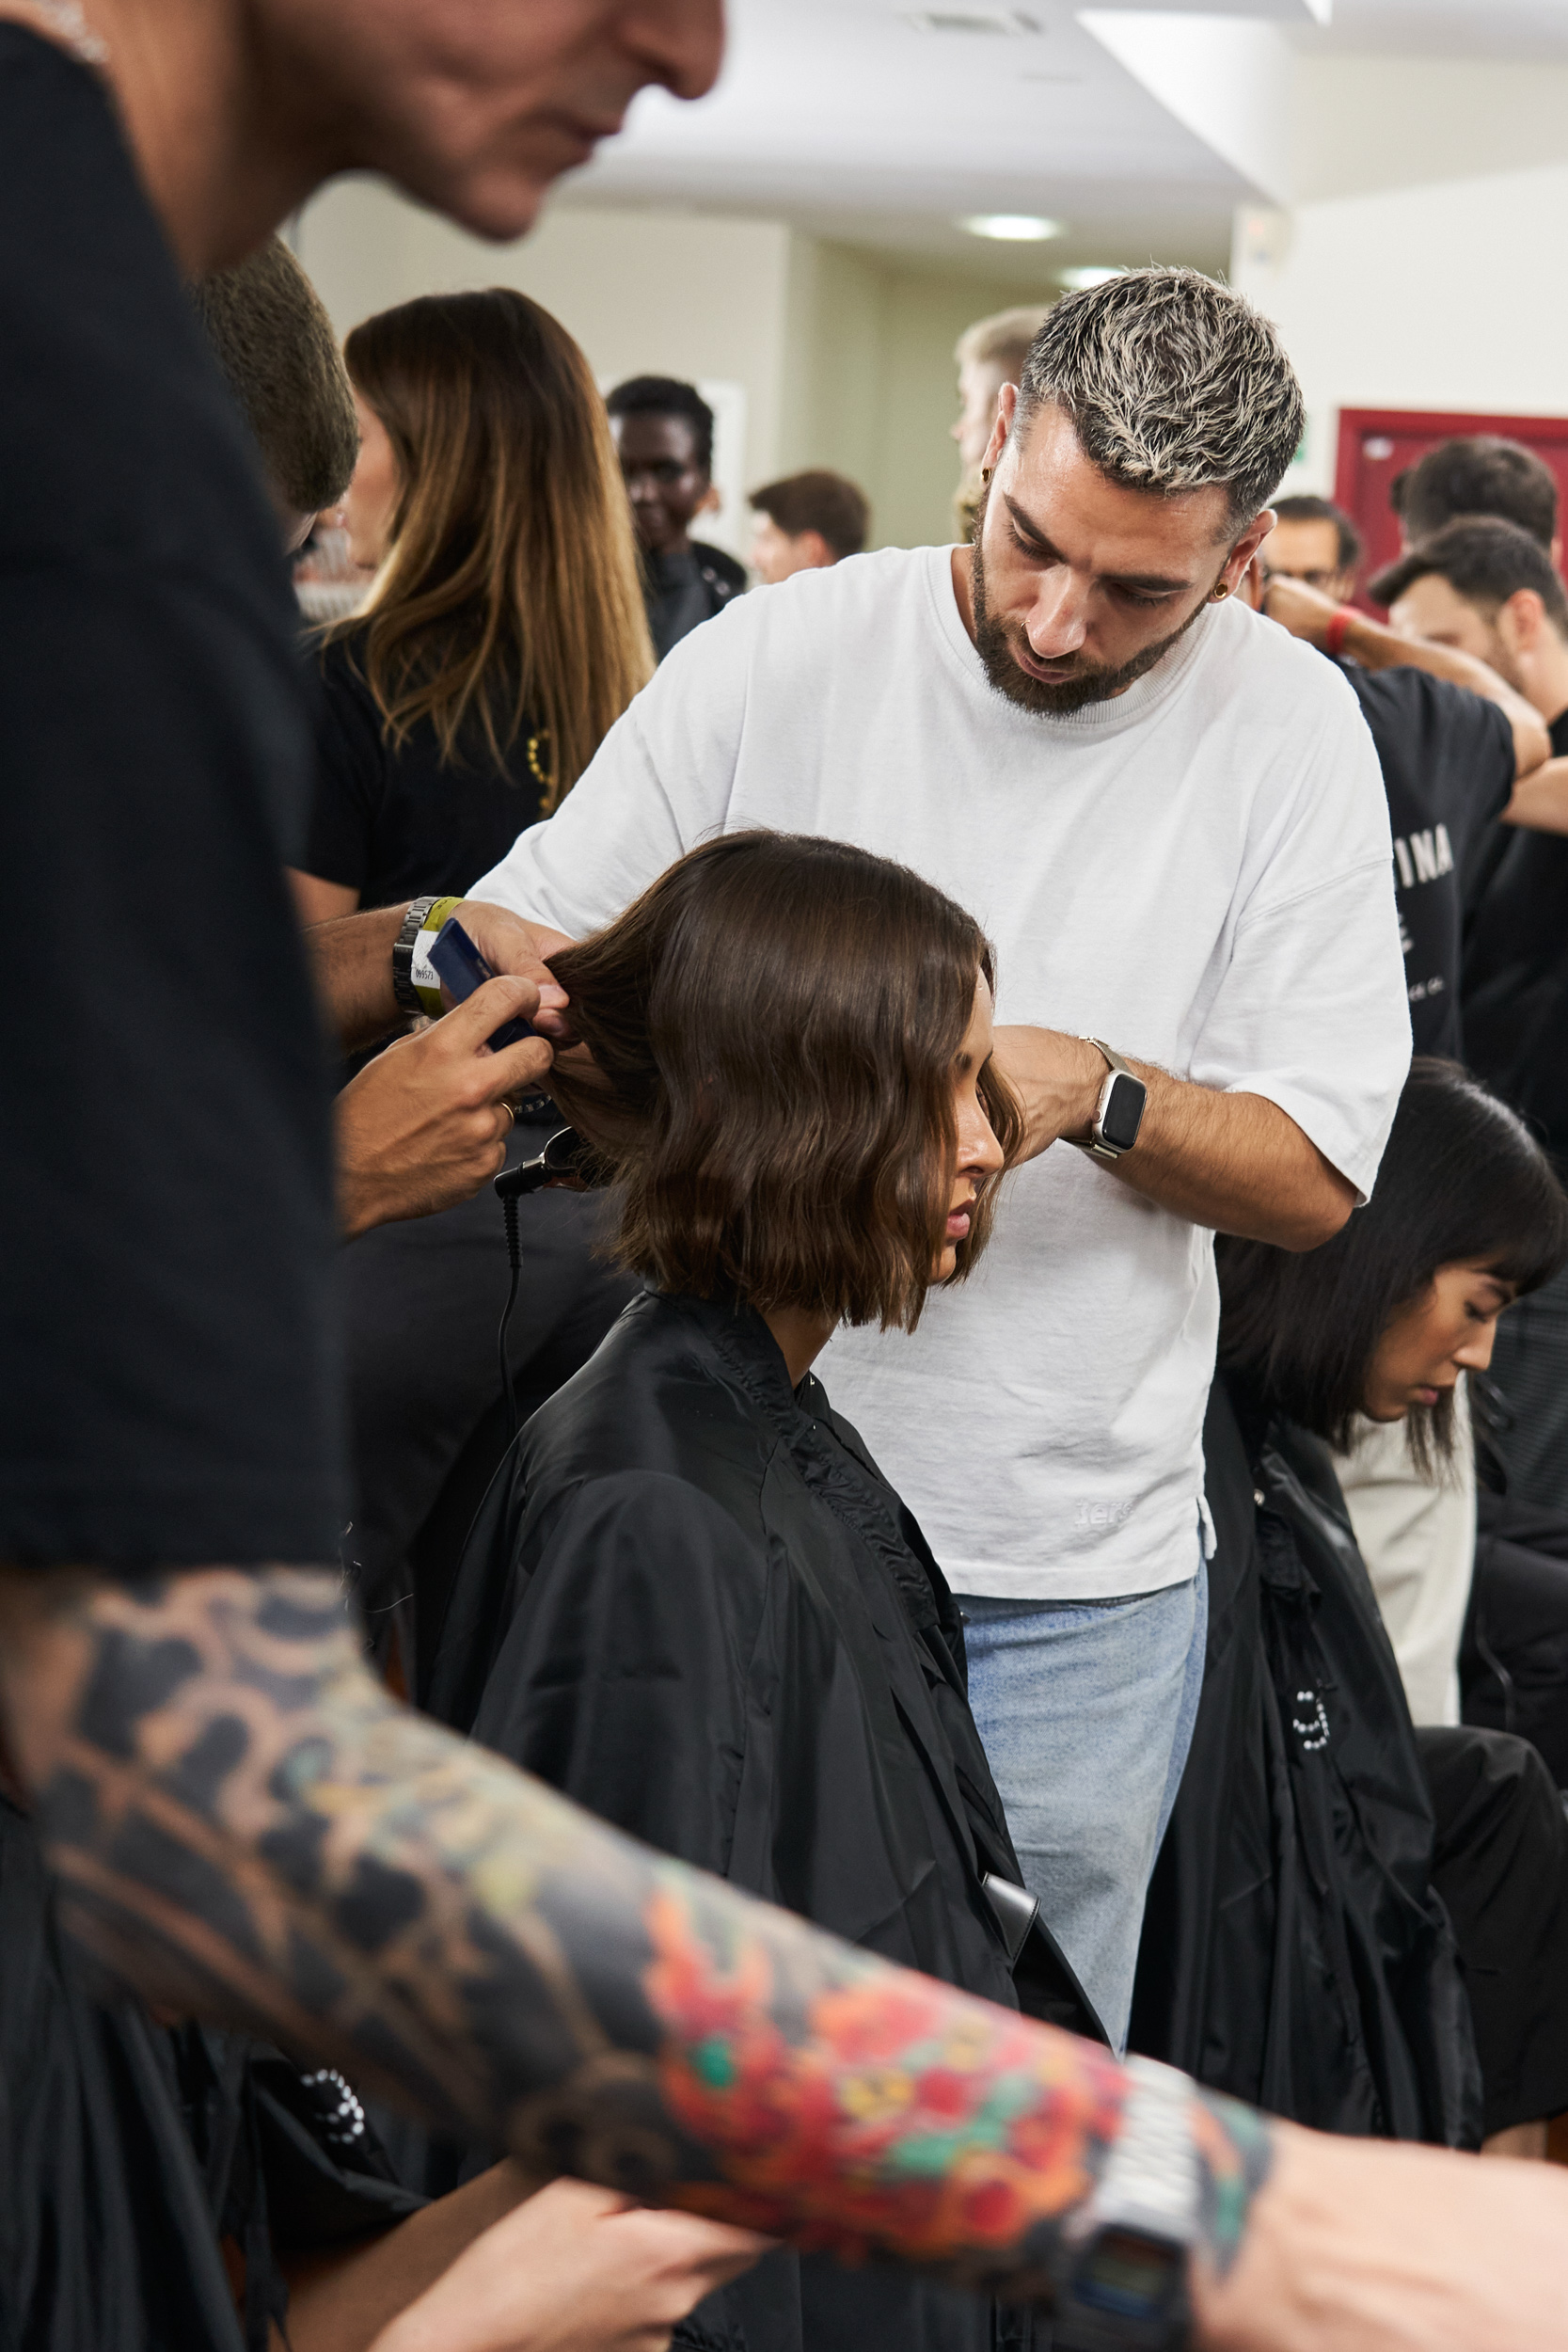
(968, 487, 1210, 717)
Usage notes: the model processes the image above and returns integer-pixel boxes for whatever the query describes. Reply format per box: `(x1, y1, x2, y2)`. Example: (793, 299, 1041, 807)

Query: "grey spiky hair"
(1017, 267, 1304, 530)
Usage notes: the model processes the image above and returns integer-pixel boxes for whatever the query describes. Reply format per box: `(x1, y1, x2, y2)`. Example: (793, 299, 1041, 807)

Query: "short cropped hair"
(1368, 516, 1568, 636)
(1017, 266, 1304, 530)
(1218, 1059, 1568, 1466)
(189, 238, 358, 516)
(547, 834, 1022, 1332)
(749, 470, 870, 560)
(955, 304, 1052, 378)
(605, 375, 715, 477)
(1274, 493, 1363, 574)
(1391, 436, 1557, 550)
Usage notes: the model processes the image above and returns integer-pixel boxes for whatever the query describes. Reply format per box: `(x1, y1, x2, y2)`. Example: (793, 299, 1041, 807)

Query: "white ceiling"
(557, 0, 1568, 279)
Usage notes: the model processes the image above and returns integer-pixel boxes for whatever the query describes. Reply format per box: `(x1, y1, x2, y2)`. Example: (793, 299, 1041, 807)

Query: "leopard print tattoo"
(21, 1565, 1273, 2295)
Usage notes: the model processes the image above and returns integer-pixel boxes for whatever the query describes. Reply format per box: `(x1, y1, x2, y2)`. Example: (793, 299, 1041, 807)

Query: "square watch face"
(1101, 1072, 1146, 1153)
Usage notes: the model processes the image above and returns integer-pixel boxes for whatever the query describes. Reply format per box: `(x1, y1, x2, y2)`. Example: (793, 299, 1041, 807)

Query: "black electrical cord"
(493, 1126, 593, 1442)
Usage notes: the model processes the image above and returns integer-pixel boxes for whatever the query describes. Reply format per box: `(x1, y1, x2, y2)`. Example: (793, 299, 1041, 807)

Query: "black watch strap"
(392, 895, 439, 1015)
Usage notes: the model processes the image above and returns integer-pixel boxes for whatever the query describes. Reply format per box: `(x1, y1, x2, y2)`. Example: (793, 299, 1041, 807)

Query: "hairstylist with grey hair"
(328, 269, 1412, 2048)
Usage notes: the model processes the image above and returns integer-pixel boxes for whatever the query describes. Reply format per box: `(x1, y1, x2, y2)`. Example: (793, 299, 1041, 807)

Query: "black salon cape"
(428, 1289, 1100, 2352)
(1129, 1376, 1481, 2147)
(0, 1797, 422, 2352)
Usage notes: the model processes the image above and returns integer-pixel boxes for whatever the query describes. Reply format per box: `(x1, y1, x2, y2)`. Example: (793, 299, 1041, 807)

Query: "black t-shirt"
(301, 633, 549, 909)
(1334, 659, 1515, 1059)
(1463, 704, 1568, 1160)
(0, 29, 344, 1565)
(643, 540, 746, 662)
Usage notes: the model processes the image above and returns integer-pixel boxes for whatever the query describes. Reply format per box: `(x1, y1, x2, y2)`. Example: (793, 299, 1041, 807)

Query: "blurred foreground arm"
(6, 1566, 1567, 2349)
(1195, 2122, 1568, 2352)
(0, 1562, 1266, 2319)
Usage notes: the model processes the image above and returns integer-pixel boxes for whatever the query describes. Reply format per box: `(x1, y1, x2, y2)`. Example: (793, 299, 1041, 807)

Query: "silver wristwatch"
(1073, 1038, 1148, 1163)
(1053, 2056, 1197, 2351)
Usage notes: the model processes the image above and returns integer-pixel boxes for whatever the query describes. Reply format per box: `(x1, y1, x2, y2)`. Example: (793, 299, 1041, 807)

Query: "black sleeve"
(1429, 676, 1516, 842)
(300, 637, 389, 890)
(1362, 668, 1515, 850)
(0, 31, 344, 1566)
(467, 1471, 764, 1877)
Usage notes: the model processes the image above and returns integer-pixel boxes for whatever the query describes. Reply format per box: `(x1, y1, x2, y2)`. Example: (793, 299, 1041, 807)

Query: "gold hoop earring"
(1211, 581, 1231, 601)
(980, 466, 992, 485)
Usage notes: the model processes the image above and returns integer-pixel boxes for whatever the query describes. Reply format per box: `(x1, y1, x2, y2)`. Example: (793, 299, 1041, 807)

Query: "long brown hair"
(548, 834, 1022, 1331)
(332, 288, 652, 806)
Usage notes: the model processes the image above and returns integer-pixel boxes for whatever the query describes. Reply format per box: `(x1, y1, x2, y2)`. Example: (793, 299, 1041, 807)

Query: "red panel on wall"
(1333, 407, 1568, 608)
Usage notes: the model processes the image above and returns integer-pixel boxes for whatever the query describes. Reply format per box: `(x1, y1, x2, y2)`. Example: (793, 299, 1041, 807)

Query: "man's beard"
(969, 490, 1208, 717)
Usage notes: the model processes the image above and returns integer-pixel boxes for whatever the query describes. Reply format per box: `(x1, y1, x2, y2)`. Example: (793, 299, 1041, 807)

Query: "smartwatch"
(1053, 2057, 1197, 2352)
(1074, 1038, 1148, 1164)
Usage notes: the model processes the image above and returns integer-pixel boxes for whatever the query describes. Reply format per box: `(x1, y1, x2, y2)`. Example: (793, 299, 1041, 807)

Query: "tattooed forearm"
(0, 1565, 1273, 2303)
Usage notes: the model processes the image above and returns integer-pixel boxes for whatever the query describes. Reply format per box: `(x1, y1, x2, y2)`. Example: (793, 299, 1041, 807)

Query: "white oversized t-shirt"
(472, 546, 1411, 1600)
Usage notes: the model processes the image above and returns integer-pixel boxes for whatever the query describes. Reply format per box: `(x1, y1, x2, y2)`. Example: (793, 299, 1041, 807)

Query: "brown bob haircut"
(548, 834, 1022, 1332)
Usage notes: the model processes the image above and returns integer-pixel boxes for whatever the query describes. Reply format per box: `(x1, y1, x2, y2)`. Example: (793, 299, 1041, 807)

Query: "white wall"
(296, 183, 795, 557)
(1233, 162, 1568, 497)
(294, 178, 1054, 556)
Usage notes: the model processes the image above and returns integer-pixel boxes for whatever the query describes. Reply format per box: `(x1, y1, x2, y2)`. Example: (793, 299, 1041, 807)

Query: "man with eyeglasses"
(1258, 492, 1364, 599)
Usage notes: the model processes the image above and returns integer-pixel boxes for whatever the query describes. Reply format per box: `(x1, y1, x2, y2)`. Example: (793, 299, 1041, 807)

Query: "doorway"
(1333, 407, 1568, 607)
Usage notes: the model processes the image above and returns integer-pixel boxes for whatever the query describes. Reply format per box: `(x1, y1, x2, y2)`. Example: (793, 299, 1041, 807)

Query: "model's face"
(933, 977, 1006, 1282)
(1259, 516, 1354, 603)
(341, 395, 400, 571)
(970, 393, 1272, 716)
(1388, 574, 1514, 681)
(750, 516, 833, 584)
(953, 359, 1007, 475)
(264, 0, 723, 241)
(1362, 1259, 1517, 1422)
(613, 412, 708, 555)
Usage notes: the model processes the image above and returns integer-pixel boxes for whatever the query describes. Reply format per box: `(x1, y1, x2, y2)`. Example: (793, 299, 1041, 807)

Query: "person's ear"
(1497, 587, 1546, 658)
(980, 382, 1017, 484)
(1217, 509, 1276, 597)
(799, 530, 835, 570)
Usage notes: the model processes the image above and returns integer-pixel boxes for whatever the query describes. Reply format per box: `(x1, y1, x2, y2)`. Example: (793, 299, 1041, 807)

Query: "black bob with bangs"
(1217, 1058, 1568, 1464)
(546, 832, 1022, 1332)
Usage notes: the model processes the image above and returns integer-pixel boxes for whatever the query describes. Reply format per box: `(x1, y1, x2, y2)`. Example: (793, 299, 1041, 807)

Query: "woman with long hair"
(293, 289, 653, 1684)
(293, 286, 652, 921)
(1133, 1058, 1568, 2157)
(428, 833, 1101, 2352)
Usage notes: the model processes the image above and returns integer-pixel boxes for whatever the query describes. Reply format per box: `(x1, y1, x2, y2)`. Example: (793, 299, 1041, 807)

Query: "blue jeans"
(962, 1560, 1208, 2054)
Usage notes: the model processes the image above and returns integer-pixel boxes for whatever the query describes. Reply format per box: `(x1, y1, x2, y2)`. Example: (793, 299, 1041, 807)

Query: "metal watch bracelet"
(392, 894, 440, 1015)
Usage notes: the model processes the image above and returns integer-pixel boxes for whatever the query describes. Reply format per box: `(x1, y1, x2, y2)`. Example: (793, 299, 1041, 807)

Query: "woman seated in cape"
(427, 833, 1099, 2352)
(1132, 1057, 1568, 2157)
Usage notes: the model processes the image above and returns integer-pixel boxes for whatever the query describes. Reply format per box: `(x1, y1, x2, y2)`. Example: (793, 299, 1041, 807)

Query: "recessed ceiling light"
(906, 9, 1043, 31)
(959, 214, 1065, 242)
(1057, 264, 1126, 289)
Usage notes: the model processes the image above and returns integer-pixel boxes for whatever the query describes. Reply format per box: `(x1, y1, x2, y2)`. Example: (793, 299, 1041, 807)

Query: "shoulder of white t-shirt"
(758, 543, 943, 604)
(1214, 592, 1367, 723)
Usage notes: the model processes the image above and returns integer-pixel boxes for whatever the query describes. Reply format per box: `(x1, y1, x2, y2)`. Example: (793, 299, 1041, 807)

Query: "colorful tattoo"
(16, 1566, 1274, 2306)
(1191, 2090, 1275, 2277)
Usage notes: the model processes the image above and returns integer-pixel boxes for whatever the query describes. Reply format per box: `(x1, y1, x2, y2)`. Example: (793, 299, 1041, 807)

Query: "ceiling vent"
(905, 10, 1044, 33)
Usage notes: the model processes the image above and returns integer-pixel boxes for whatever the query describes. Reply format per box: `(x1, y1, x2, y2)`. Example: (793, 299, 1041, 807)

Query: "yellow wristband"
(409, 895, 467, 1018)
